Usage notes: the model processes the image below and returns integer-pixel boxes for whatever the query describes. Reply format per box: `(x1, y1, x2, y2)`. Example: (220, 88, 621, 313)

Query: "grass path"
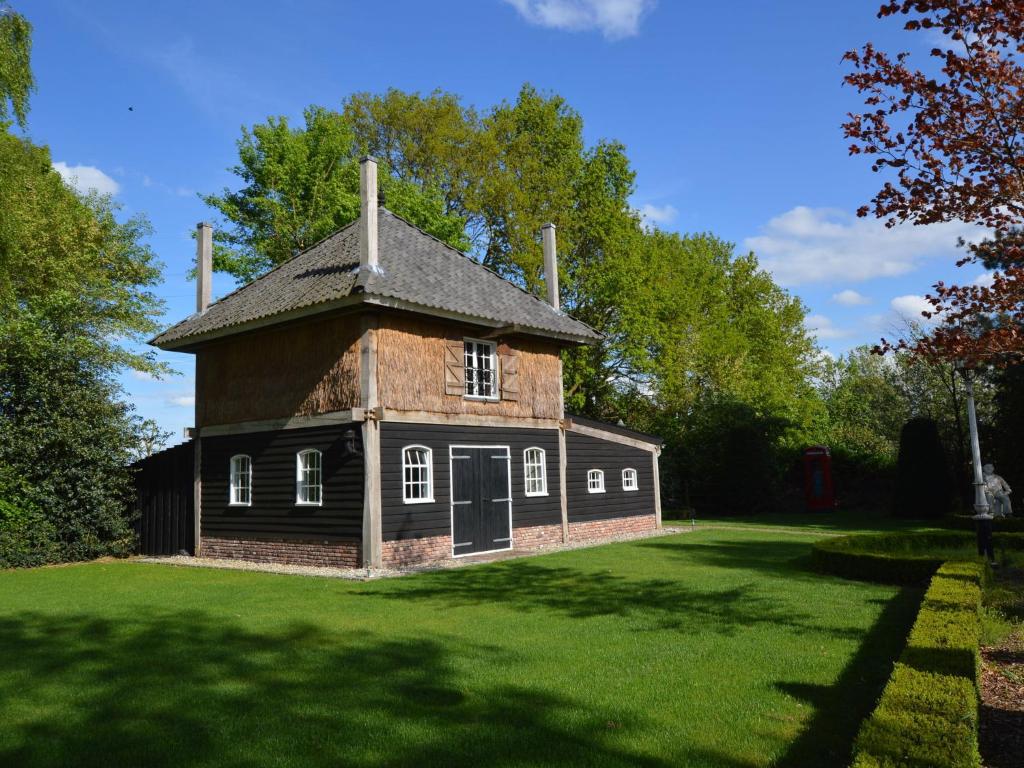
(0, 526, 920, 767)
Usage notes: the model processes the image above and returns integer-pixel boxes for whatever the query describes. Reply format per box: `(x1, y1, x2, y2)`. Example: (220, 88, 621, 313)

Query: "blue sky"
(20, 0, 991, 442)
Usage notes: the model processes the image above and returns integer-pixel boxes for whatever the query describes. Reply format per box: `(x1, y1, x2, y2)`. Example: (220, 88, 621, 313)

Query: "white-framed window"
(523, 447, 547, 496)
(587, 469, 605, 494)
(464, 339, 498, 399)
(229, 454, 252, 506)
(622, 468, 638, 491)
(296, 449, 322, 506)
(402, 445, 434, 503)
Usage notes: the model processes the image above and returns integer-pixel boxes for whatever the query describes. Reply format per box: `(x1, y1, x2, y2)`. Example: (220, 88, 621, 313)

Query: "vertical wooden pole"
(558, 424, 569, 543)
(652, 448, 662, 528)
(193, 432, 202, 555)
(360, 313, 382, 568)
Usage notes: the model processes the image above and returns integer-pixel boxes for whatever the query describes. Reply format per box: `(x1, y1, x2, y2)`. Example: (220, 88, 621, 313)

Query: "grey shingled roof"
(151, 210, 600, 349)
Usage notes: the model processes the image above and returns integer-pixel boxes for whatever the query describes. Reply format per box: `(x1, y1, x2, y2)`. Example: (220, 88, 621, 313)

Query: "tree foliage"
(845, 1, 1024, 363)
(0, 8, 34, 129)
(202, 106, 468, 283)
(0, 22, 166, 565)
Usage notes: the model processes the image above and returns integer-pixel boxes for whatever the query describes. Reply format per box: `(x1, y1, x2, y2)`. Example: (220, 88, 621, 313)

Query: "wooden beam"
(360, 314, 382, 568)
(652, 450, 662, 528)
(564, 420, 659, 453)
(199, 410, 359, 437)
(558, 426, 569, 543)
(193, 432, 202, 556)
(379, 408, 561, 431)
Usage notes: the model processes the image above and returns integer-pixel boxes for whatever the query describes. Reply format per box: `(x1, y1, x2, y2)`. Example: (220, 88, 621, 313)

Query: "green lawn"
(0, 528, 921, 768)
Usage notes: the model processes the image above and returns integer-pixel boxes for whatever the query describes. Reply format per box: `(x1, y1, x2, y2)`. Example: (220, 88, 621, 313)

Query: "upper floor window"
(587, 469, 605, 494)
(296, 449, 322, 506)
(229, 454, 252, 506)
(524, 448, 547, 496)
(464, 339, 497, 399)
(402, 445, 434, 503)
(622, 468, 638, 491)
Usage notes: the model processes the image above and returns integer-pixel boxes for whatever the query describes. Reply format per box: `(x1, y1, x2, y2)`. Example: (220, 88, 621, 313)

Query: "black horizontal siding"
(566, 431, 656, 522)
(380, 423, 561, 541)
(201, 424, 363, 542)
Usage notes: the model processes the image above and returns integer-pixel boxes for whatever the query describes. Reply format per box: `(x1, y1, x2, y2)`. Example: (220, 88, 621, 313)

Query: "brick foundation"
(512, 523, 564, 549)
(200, 537, 361, 568)
(568, 514, 657, 542)
(382, 534, 453, 567)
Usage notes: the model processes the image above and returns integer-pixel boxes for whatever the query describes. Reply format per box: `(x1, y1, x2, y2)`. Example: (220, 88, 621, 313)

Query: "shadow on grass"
(374, 538, 868, 641)
(636, 537, 820, 581)
(0, 611, 672, 768)
(769, 587, 922, 768)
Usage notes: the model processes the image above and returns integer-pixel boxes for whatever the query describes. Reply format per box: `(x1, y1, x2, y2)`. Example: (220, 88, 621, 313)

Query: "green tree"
(0, 8, 34, 128)
(202, 106, 468, 283)
(0, 18, 165, 564)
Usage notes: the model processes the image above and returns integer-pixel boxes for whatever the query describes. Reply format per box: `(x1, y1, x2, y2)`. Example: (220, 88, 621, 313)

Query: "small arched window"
(296, 449, 322, 506)
(587, 469, 605, 494)
(403, 446, 434, 503)
(229, 454, 252, 506)
(523, 448, 547, 496)
(622, 468, 638, 491)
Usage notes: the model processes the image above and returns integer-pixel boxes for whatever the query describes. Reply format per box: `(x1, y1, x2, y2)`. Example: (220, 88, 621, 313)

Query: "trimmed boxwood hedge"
(850, 561, 986, 768)
(947, 515, 1024, 533)
(811, 531, 1024, 585)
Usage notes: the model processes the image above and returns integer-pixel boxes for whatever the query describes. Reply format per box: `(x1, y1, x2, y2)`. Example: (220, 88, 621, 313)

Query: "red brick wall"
(382, 535, 453, 567)
(200, 537, 361, 568)
(513, 523, 564, 548)
(568, 514, 657, 542)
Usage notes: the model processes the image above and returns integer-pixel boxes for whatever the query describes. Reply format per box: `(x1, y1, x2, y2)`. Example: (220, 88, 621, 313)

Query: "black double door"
(451, 446, 512, 556)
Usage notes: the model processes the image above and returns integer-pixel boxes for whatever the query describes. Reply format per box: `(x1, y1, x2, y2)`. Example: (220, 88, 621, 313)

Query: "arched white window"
(296, 449, 322, 505)
(523, 448, 547, 496)
(402, 445, 433, 503)
(622, 468, 638, 491)
(587, 469, 605, 494)
(229, 454, 252, 506)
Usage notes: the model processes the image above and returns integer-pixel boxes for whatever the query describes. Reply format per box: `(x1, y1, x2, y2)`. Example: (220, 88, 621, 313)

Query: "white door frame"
(448, 444, 513, 558)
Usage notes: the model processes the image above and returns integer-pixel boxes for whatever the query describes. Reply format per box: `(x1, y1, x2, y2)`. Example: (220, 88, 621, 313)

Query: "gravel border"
(137, 525, 692, 581)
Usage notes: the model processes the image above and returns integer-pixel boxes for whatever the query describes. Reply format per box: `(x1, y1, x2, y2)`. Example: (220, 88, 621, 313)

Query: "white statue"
(983, 464, 1013, 518)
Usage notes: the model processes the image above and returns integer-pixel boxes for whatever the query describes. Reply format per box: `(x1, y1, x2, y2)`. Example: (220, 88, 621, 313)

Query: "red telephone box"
(803, 446, 835, 511)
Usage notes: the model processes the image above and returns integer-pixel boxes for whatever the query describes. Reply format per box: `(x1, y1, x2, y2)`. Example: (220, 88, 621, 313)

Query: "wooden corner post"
(360, 312, 382, 568)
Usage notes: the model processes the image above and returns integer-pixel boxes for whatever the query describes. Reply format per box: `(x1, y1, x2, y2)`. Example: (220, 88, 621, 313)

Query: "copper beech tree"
(843, 0, 1024, 364)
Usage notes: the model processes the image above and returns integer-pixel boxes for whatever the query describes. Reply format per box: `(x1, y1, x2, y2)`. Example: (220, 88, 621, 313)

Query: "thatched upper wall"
(376, 314, 563, 420)
(194, 309, 565, 426)
(195, 314, 361, 427)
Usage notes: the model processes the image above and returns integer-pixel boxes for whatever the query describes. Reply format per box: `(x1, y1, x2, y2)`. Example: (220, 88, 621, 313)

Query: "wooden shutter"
(500, 352, 519, 401)
(445, 339, 465, 396)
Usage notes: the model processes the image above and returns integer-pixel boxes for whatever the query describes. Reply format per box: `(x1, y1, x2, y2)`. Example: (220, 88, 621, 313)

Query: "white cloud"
(52, 161, 120, 196)
(973, 271, 995, 287)
(131, 370, 158, 382)
(832, 289, 871, 307)
(890, 294, 938, 324)
(638, 202, 678, 227)
(744, 206, 981, 286)
(167, 395, 195, 407)
(503, 0, 655, 39)
(804, 313, 849, 340)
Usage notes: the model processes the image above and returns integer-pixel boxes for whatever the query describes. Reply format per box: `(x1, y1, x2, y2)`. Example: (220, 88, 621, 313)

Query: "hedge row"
(947, 515, 1024, 533)
(811, 531, 1024, 585)
(850, 560, 986, 768)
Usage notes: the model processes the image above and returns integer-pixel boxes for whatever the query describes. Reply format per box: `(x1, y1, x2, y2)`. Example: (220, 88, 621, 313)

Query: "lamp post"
(958, 362, 995, 564)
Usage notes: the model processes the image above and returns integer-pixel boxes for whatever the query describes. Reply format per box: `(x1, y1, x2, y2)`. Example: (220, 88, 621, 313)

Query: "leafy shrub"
(947, 514, 1024, 533)
(812, 531, 1024, 584)
(0, 497, 61, 568)
(893, 417, 953, 519)
(850, 561, 986, 768)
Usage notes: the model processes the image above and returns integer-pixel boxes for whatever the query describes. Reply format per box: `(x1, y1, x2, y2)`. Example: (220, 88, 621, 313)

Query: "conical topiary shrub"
(893, 417, 953, 519)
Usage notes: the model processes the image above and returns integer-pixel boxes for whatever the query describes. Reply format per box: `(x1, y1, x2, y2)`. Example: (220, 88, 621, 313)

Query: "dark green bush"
(851, 561, 985, 768)
(893, 417, 954, 519)
(0, 497, 61, 568)
(947, 514, 1024, 533)
(811, 531, 1024, 584)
